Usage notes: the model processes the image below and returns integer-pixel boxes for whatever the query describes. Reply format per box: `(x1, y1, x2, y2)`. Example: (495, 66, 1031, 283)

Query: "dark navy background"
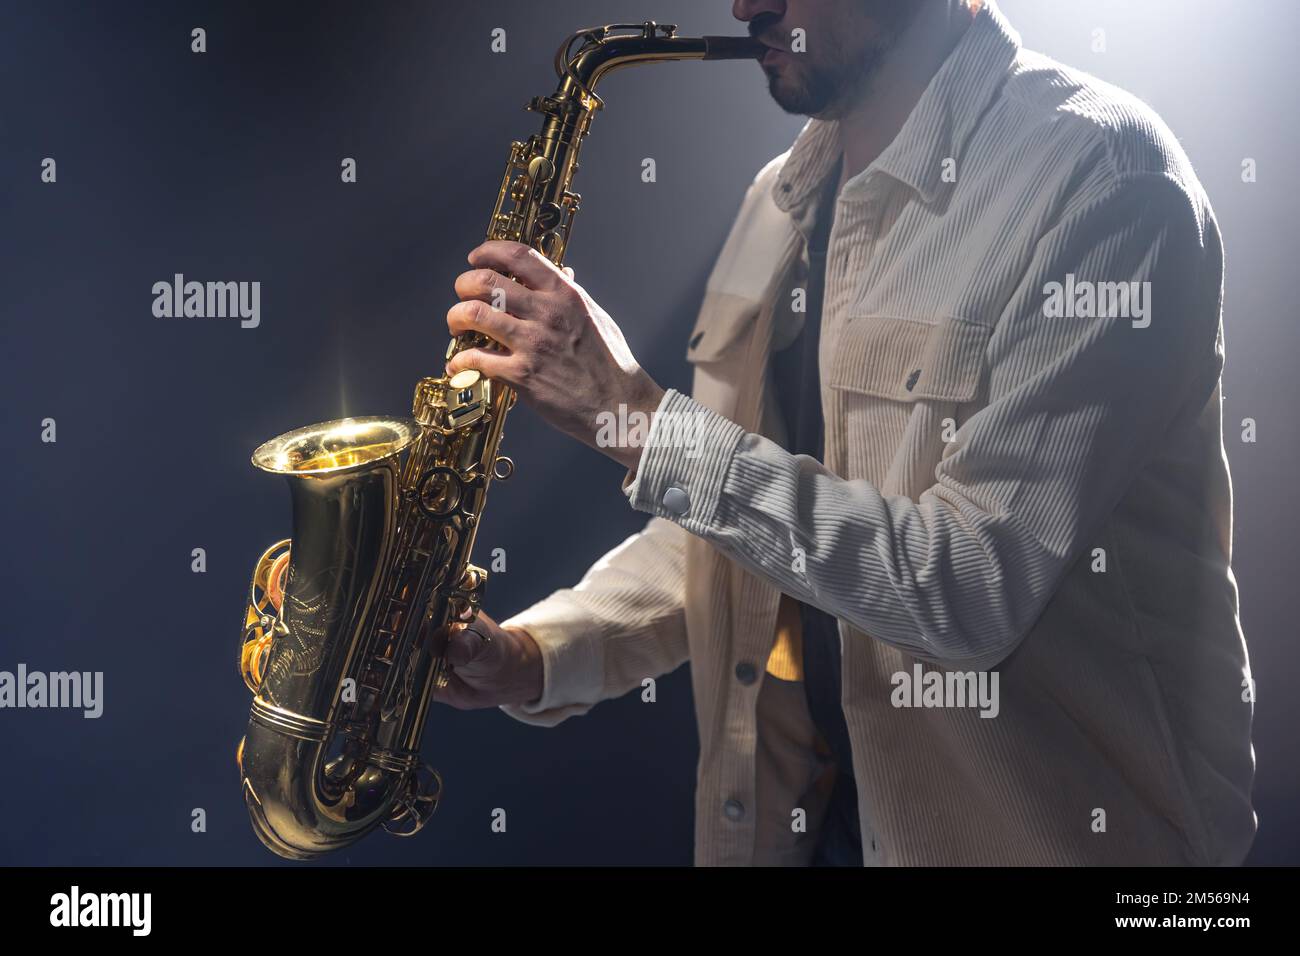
(1, 0, 1296, 865)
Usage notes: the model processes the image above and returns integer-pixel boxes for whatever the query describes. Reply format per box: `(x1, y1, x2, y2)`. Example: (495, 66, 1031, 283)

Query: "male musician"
(434, 0, 1256, 865)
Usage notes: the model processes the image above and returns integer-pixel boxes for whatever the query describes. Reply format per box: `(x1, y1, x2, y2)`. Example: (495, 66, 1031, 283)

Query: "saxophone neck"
(489, 26, 758, 271)
(555, 22, 763, 103)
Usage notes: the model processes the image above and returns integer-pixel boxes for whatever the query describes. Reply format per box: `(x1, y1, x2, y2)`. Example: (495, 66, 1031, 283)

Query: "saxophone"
(235, 22, 762, 860)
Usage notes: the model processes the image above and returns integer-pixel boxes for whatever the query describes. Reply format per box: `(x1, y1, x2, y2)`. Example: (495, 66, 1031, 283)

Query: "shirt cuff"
(496, 594, 606, 727)
(620, 388, 747, 535)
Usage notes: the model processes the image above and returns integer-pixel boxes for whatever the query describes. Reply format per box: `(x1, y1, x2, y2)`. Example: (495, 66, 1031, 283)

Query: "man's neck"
(833, 1, 979, 190)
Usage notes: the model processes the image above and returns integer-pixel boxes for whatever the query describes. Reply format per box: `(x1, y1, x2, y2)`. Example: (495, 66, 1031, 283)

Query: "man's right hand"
(430, 610, 544, 710)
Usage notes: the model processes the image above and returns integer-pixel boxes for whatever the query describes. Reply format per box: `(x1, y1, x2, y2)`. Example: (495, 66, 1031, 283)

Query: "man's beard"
(753, 6, 922, 119)
(765, 51, 882, 118)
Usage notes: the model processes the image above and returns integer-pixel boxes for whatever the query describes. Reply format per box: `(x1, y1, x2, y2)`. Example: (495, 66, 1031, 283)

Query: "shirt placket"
(713, 236, 801, 864)
(822, 175, 892, 865)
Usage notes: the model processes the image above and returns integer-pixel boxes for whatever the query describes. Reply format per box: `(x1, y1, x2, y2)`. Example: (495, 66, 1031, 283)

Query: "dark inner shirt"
(769, 171, 864, 866)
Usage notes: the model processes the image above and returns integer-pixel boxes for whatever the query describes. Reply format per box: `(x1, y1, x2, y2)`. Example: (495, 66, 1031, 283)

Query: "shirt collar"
(773, 0, 1021, 213)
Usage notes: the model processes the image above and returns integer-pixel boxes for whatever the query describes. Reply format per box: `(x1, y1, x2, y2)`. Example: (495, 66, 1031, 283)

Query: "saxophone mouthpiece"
(702, 36, 766, 60)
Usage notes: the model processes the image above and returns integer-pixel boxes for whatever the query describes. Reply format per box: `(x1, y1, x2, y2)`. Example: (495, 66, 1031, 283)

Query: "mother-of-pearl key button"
(448, 368, 481, 390)
(662, 486, 690, 516)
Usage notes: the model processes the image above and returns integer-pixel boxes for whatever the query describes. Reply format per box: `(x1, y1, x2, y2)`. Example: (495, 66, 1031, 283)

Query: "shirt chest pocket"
(825, 315, 992, 495)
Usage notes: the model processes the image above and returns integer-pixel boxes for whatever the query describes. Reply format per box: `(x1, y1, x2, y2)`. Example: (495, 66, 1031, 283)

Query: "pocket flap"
(686, 227, 802, 364)
(827, 316, 991, 402)
(684, 290, 764, 363)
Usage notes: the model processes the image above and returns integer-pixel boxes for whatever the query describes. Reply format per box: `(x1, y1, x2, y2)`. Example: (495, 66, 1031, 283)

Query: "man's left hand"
(446, 240, 665, 473)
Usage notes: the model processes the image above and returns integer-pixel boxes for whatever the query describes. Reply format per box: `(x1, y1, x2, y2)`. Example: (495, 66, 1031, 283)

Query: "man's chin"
(766, 75, 832, 118)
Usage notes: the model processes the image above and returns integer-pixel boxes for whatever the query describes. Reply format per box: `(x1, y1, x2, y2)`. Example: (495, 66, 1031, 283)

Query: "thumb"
(446, 621, 491, 668)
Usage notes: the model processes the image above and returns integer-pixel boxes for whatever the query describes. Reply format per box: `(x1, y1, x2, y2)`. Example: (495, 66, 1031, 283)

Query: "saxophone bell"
(239, 416, 428, 859)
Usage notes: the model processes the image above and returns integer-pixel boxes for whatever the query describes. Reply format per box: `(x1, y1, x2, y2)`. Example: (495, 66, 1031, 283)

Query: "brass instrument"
(235, 22, 763, 859)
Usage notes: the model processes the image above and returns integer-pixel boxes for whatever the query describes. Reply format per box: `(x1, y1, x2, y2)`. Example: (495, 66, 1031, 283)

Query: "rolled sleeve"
(496, 515, 691, 727)
(497, 595, 607, 727)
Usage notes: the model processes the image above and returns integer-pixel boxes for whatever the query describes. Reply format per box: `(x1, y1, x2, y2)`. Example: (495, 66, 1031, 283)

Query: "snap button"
(734, 661, 758, 685)
(723, 798, 745, 821)
(905, 368, 922, 391)
(662, 486, 690, 516)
